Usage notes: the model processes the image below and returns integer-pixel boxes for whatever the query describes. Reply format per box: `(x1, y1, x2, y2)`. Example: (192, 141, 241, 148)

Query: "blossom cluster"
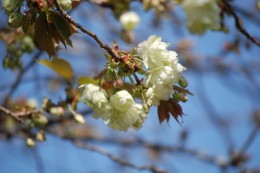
(182, 0, 221, 34)
(137, 35, 186, 105)
(81, 36, 186, 131)
(80, 84, 147, 131)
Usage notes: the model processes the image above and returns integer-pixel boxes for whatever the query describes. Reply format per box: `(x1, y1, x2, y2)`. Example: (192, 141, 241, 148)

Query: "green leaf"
(38, 57, 73, 80)
(77, 76, 99, 85)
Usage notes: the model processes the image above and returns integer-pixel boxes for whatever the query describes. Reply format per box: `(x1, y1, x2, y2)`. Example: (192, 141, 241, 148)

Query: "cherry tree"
(0, 0, 259, 173)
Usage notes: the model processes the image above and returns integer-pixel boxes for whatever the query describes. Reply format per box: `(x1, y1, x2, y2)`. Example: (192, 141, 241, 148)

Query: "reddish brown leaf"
(34, 12, 57, 56)
(49, 11, 73, 47)
(49, 23, 66, 49)
(158, 102, 166, 123)
(169, 99, 183, 125)
(158, 100, 170, 123)
(157, 99, 184, 125)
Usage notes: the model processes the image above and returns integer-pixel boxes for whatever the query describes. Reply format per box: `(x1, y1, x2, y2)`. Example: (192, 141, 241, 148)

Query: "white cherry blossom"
(119, 11, 140, 31)
(182, 0, 221, 34)
(137, 35, 186, 105)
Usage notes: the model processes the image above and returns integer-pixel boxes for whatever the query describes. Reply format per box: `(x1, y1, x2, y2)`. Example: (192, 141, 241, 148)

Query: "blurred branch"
(53, 0, 120, 60)
(31, 148, 45, 173)
(234, 5, 260, 26)
(239, 124, 260, 155)
(74, 140, 168, 173)
(221, 0, 260, 47)
(195, 72, 234, 151)
(2, 51, 42, 105)
(0, 105, 42, 122)
(47, 121, 230, 170)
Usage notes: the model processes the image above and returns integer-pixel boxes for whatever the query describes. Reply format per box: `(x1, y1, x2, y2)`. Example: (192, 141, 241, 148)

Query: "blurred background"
(0, 0, 260, 173)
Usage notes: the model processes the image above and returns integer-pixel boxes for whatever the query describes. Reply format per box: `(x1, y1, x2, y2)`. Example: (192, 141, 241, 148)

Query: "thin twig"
(31, 148, 45, 173)
(53, 0, 120, 60)
(73, 140, 168, 173)
(196, 72, 234, 151)
(133, 72, 142, 85)
(48, 126, 230, 170)
(221, 0, 260, 47)
(239, 124, 260, 155)
(2, 51, 42, 105)
(0, 105, 42, 122)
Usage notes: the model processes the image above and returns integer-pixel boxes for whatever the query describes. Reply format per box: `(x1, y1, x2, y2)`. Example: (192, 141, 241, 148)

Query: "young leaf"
(158, 99, 183, 125)
(34, 12, 57, 56)
(49, 11, 73, 47)
(77, 76, 99, 85)
(38, 57, 73, 80)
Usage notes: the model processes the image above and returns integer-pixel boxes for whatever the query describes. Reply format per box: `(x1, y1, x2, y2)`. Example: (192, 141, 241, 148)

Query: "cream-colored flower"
(107, 90, 147, 131)
(80, 84, 108, 108)
(137, 35, 169, 69)
(80, 84, 110, 120)
(110, 90, 134, 112)
(81, 87, 147, 131)
(106, 101, 147, 131)
(137, 35, 186, 105)
(182, 0, 221, 34)
(152, 85, 174, 105)
(120, 11, 140, 31)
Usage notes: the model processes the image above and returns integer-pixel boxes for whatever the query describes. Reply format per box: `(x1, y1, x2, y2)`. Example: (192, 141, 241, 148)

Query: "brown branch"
(0, 105, 42, 122)
(53, 0, 120, 60)
(221, 0, 260, 47)
(133, 72, 142, 85)
(74, 140, 168, 173)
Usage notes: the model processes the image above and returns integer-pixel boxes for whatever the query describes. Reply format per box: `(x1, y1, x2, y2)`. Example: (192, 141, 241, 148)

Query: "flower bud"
(119, 11, 140, 31)
(178, 76, 188, 88)
(74, 114, 85, 124)
(173, 92, 188, 102)
(27, 98, 38, 108)
(22, 36, 35, 53)
(36, 131, 46, 141)
(50, 107, 64, 116)
(33, 115, 48, 126)
(179, 93, 188, 102)
(26, 138, 35, 148)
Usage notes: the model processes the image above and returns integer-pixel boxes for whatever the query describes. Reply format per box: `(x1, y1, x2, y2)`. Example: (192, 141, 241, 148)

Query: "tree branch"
(2, 51, 42, 105)
(239, 124, 260, 155)
(53, 0, 120, 60)
(0, 105, 42, 122)
(74, 140, 168, 173)
(221, 0, 260, 47)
